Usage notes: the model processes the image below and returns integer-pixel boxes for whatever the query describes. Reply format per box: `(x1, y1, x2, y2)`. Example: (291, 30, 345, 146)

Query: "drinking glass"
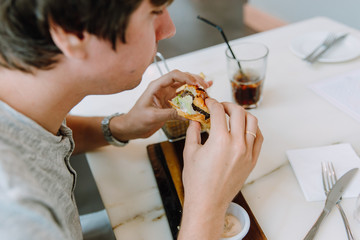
(226, 42, 269, 109)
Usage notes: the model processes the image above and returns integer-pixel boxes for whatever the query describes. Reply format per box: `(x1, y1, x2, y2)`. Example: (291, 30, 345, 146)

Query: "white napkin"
(287, 143, 360, 202)
(309, 68, 360, 123)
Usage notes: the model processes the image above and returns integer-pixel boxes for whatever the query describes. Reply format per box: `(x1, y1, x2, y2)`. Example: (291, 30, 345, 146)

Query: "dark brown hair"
(0, 0, 172, 72)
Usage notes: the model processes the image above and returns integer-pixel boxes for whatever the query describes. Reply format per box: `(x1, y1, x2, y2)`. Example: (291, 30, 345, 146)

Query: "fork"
(303, 33, 336, 62)
(322, 162, 355, 240)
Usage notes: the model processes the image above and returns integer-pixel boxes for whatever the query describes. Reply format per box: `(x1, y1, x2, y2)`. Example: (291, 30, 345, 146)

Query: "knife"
(303, 168, 358, 240)
(306, 33, 348, 64)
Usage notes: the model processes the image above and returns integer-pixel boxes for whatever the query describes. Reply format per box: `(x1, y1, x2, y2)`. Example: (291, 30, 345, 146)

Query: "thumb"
(154, 108, 179, 122)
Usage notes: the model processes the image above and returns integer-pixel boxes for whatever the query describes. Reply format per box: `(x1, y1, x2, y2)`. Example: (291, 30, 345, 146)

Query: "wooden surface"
(147, 133, 267, 239)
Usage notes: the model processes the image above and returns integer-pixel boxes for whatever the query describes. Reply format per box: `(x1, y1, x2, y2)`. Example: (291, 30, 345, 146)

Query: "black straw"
(197, 15, 244, 74)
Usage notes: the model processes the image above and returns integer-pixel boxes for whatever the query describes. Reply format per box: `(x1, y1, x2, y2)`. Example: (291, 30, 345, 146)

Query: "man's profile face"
(80, 0, 176, 95)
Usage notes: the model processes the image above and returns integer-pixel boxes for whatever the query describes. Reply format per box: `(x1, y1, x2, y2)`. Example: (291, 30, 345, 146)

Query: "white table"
(71, 17, 360, 240)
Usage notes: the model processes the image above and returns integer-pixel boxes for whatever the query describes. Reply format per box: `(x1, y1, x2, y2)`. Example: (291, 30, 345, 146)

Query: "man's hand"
(178, 99, 263, 240)
(110, 70, 211, 141)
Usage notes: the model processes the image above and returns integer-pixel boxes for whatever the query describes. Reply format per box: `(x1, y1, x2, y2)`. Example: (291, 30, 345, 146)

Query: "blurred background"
(158, 0, 360, 58)
(157, 0, 254, 58)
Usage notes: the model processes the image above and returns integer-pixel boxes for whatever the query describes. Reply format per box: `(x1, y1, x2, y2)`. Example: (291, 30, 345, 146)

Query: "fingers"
(153, 108, 179, 122)
(150, 70, 211, 92)
(252, 128, 264, 164)
(244, 112, 259, 145)
(182, 71, 210, 89)
(206, 80, 213, 88)
(221, 102, 246, 138)
(184, 120, 201, 151)
(205, 98, 228, 133)
(220, 102, 259, 149)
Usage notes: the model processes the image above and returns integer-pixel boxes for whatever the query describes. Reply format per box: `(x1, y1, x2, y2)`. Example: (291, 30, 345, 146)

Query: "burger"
(169, 84, 210, 130)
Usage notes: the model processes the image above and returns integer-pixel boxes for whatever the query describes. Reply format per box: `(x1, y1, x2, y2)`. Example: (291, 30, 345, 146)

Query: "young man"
(0, 0, 263, 239)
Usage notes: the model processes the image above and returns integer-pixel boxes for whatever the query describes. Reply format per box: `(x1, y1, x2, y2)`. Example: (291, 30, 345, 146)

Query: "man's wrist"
(101, 113, 129, 147)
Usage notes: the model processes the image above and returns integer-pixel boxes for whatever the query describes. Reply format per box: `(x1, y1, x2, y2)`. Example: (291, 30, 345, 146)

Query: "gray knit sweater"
(0, 101, 82, 239)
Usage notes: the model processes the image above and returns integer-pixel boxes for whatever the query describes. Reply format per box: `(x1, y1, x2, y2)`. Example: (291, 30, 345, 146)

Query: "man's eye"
(152, 10, 164, 15)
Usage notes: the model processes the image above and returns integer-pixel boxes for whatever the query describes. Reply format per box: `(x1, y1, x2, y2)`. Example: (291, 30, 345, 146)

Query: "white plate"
(290, 31, 360, 63)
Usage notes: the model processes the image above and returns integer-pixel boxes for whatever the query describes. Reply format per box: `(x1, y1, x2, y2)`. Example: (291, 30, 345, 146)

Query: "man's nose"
(155, 9, 176, 41)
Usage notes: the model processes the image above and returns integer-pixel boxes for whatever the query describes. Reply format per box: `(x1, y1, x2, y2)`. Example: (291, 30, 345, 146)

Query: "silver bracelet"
(101, 113, 129, 147)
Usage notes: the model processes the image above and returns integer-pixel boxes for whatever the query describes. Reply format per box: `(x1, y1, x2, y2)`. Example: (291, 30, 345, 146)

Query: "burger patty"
(180, 90, 194, 99)
(180, 89, 210, 120)
(192, 104, 210, 120)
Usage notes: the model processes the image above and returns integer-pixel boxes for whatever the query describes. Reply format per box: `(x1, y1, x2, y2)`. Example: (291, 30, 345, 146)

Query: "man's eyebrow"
(150, 0, 173, 8)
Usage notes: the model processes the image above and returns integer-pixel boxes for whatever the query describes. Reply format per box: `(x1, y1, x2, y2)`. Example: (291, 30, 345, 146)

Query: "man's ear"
(49, 22, 90, 60)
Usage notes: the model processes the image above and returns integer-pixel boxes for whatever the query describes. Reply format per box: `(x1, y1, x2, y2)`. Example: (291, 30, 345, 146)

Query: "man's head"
(0, 0, 173, 73)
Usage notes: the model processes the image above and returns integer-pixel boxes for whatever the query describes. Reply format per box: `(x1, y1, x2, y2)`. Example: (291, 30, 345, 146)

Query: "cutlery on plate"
(303, 168, 358, 240)
(322, 162, 355, 240)
(303, 33, 348, 63)
(303, 33, 336, 62)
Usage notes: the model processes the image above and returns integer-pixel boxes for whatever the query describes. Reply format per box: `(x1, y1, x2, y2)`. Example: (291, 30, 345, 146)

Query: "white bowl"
(220, 202, 250, 240)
